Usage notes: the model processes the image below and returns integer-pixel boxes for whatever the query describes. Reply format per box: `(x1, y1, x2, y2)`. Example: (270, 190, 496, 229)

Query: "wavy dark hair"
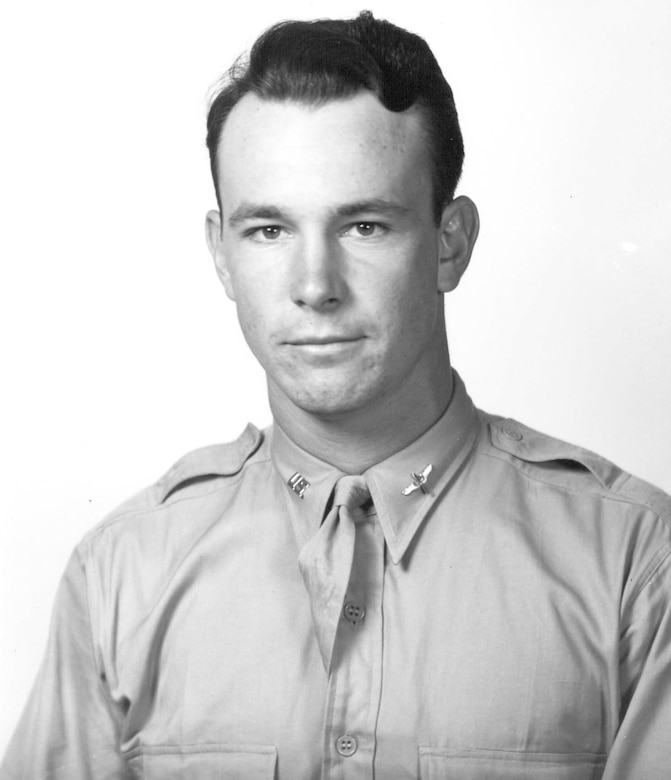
(206, 11, 464, 224)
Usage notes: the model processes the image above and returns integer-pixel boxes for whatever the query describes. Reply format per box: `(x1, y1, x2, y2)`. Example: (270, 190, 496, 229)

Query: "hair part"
(206, 11, 464, 224)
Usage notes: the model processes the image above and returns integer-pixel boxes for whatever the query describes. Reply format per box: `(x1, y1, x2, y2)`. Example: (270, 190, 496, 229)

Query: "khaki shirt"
(3, 374, 671, 779)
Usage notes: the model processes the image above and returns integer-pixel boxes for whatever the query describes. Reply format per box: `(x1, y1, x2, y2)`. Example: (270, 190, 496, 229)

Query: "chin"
(293, 394, 364, 418)
(295, 380, 393, 419)
(274, 376, 367, 415)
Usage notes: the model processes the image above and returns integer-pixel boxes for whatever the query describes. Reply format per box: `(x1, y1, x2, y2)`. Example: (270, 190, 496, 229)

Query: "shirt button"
(343, 601, 365, 625)
(502, 426, 523, 441)
(335, 734, 358, 757)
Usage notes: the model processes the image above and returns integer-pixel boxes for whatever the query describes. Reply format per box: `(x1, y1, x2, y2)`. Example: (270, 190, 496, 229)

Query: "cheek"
(379, 263, 439, 337)
(232, 286, 270, 351)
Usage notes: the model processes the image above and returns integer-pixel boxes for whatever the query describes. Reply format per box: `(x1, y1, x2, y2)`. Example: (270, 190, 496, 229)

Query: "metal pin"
(288, 472, 310, 499)
(402, 464, 433, 497)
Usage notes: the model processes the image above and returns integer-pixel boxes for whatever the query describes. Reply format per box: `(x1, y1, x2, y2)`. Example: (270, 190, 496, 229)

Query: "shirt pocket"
(126, 743, 277, 779)
(419, 747, 606, 780)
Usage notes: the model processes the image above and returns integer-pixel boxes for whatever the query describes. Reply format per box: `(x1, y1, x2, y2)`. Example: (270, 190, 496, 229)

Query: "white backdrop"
(1, 0, 670, 755)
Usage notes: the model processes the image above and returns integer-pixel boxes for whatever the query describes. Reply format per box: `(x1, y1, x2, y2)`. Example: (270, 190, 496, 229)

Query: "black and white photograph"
(1, 1, 670, 777)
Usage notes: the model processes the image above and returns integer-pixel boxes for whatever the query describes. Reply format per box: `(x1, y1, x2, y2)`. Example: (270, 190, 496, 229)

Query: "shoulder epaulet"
(489, 418, 619, 489)
(488, 418, 671, 520)
(155, 423, 263, 503)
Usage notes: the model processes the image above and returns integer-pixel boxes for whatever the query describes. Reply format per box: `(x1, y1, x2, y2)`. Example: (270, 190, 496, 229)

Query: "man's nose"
(290, 235, 347, 311)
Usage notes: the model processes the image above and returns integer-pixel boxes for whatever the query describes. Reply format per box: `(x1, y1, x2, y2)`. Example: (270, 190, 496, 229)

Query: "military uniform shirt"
(3, 373, 671, 779)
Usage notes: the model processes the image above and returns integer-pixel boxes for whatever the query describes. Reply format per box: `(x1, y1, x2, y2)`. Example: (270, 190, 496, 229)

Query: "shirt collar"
(270, 370, 480, 564)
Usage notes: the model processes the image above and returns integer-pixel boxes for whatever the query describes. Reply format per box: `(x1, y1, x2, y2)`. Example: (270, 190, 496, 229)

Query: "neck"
(269, 348, 454, 474)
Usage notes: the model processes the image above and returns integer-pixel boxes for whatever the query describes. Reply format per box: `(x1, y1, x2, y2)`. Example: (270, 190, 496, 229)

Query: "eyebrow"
(334, 199, 411, 219)
(227, 198, 411, 227)
(228, 204, 285, 227)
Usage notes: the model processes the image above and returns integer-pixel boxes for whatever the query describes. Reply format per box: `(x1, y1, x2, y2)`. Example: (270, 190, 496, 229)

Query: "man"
(2, 11, 670, 779)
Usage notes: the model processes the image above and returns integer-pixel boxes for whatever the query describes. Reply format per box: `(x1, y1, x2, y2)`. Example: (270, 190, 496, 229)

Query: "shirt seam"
(627, 543, 671, 604)
(475, 444, 671, 526)
(82, 453, 278, 644)
(418, 746, 607, 763)
(82, 453, 274, 543)
(76, 545, 127, 736)
(122, 742, 277, 758)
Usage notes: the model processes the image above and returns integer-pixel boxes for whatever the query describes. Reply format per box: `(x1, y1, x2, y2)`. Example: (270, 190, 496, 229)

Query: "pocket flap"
(419, 747, 605, 779)
(127, 743, 277, 779)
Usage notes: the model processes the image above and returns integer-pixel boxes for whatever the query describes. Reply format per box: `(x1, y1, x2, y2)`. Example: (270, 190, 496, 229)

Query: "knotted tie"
(297, 475, 371, 674)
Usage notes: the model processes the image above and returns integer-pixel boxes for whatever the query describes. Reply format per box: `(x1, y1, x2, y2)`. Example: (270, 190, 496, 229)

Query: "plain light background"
(1, 0, 670, 756)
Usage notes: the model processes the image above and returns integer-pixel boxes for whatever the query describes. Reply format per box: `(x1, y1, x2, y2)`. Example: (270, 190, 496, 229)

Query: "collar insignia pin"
(288, 472, 310, 499)
(402, 464, 433, 497)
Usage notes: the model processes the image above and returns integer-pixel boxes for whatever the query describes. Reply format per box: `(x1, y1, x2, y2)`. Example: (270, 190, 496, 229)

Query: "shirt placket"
(321, 506, 385, 779)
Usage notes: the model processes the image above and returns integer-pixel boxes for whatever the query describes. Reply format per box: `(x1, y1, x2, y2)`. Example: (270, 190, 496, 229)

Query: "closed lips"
(288, 336, 363, 345)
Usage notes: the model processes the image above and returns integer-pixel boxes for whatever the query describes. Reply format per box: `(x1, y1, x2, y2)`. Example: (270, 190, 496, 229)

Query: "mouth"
(288, 335, 364, 346)
(285, 335, 366, 359)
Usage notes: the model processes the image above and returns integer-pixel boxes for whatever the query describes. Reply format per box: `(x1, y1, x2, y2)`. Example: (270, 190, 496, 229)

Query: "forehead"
(216, 92, 433, 215)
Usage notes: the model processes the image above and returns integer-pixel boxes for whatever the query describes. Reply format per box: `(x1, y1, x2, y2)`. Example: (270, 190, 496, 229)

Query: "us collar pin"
(288, 472, 310, 499)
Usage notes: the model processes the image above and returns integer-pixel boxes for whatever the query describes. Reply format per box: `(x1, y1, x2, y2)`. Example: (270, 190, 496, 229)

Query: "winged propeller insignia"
(401, 464, 433, 496)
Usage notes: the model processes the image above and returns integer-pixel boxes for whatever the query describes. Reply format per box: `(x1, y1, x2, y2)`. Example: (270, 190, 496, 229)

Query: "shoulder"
(81, 423, 268, 543)
(477, 411, 671, 524)
(154, 423, 266, 503)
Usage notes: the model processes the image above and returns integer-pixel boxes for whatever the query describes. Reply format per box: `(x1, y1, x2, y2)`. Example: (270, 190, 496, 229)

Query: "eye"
(355, 222, 377, 237)
(243, 224, 287, 242)
(258, 225, 282, 240)
(344, 221, 388, 239)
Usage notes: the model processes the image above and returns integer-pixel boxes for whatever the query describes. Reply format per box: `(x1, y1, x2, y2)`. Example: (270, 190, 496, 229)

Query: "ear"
(205, 209, 236, 301)
(436, 196, 480, 293)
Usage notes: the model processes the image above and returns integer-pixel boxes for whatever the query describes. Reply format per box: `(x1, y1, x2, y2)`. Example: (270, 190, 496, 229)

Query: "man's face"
(208, 91, 454, 420)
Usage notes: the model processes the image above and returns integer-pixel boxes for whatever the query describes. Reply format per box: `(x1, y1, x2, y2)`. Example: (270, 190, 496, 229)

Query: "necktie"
(297, 475, 371, 674)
